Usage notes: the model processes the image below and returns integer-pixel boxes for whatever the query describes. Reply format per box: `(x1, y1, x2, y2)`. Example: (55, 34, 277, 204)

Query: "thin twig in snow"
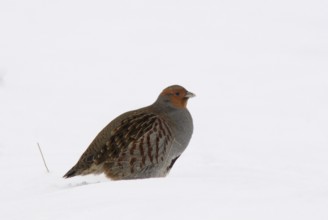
(37, 142, 50, 173)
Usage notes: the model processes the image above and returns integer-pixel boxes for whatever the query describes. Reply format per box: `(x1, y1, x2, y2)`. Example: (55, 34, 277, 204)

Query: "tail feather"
(63, 162, 104, 178)
(63, 166, 78, 178)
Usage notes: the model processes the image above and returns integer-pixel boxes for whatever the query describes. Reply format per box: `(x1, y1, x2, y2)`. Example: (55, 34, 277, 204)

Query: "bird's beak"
(185, 91, 196, 98)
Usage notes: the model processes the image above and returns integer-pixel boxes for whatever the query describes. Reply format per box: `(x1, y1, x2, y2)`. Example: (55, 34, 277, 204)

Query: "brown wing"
(101, 114, 174, 178)
(94, 112, 172, 162)
(91, 112, 156, 163)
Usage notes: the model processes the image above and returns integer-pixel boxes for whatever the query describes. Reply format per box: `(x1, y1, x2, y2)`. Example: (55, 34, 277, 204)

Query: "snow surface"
(1, 0, 328, 219)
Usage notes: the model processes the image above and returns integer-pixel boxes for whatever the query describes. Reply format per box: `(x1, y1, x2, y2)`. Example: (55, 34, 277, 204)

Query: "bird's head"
(157, 85, 195, 109)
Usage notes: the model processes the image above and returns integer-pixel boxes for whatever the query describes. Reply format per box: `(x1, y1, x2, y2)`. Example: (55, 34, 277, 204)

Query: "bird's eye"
(175, 92, 180, 96)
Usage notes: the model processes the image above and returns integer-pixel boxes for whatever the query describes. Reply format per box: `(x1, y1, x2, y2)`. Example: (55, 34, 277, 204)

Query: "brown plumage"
(63, 85, 195, 180)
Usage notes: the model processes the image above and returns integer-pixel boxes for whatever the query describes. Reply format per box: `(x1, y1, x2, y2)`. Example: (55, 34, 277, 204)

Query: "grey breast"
(166, 108, 193, 158)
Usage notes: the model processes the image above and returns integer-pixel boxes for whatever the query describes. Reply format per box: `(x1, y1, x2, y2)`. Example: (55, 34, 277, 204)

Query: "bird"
(63, 85, 195, 180)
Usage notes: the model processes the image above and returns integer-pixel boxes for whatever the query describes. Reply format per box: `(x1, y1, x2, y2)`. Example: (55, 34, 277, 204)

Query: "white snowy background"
(1, 0, 328, 219)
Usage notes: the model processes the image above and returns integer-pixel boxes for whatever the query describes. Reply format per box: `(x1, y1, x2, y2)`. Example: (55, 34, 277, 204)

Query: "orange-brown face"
(160, 85, 195, 108)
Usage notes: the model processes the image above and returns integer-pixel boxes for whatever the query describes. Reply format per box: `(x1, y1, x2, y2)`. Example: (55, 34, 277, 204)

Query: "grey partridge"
(63, 85, 195, 180)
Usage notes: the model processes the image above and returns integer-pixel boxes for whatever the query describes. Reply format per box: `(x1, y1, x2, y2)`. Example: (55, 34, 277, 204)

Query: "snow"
(1, 0, 328, 219)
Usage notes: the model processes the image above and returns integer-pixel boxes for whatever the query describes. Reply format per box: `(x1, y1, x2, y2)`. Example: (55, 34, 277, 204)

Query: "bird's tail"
(63, 164, 80, 178)
(63, 161, 103, 178)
